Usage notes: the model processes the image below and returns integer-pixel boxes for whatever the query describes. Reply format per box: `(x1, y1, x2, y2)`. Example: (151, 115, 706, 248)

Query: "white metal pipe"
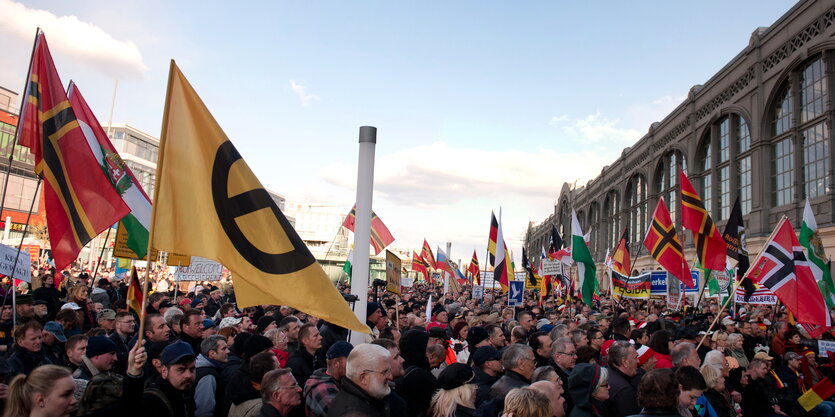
(349, 126, 376, 345)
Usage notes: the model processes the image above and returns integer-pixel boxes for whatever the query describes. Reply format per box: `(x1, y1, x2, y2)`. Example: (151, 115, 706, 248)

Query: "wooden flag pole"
(697, 278, 742, 350)
(90, 227, 112, 284)
(138, 60, 176, 347)
(7, 178, 41, 330)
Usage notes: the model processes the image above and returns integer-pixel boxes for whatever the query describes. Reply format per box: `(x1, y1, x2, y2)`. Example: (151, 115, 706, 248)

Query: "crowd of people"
(0, 263, 833, 417)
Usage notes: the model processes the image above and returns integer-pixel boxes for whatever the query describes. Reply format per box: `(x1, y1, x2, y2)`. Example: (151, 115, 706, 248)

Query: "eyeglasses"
(364, 369, 392, 376)
(557, 352, 578, 357)
(277, 384, 300, 390)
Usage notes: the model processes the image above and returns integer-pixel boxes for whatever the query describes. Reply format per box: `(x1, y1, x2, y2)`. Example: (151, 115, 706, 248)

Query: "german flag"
(16, 31, 130, 270)
(800, 377, 835, 411)
(680, 170, 726, 271)
(342, 205, 395, 255)
(421, 239, 436, 269)
(127, 266, 144, 315)
(468, 250, 481, 285)
(644, 197, 693, 287)
(488, 212, 499, 265)
(612, 228, 631, 276)
(411, 251, 431, 283)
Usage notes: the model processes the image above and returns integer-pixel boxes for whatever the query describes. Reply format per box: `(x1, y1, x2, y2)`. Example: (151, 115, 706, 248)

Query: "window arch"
(625, 174, 647, 246)
(698, 114, 751, 219)
(654, 150, 685, 223)
(770, 55, 831, 206)
(603, 191, 620, 251)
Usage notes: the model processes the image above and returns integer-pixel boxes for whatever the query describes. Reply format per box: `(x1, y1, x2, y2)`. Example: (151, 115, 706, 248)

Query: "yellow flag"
(152, 61, 367, 333)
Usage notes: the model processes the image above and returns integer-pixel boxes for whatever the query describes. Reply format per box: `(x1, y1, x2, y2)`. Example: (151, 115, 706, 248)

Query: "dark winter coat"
(326, 377, 389, 417)
(625, 407, 682, 417)
(568, 363, 605, 417)
(395, 329, 437, 417)
(287, 346, 324, 387)
(602, 366, 641, 417)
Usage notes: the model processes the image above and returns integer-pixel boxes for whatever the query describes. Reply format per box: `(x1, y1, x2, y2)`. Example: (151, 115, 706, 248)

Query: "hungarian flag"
(494, 209, 510, 291)
(522, 248, 537, 287)
(342, 249, 353, 280)
(571, 210, 597, 306)
(151, 61, 366, 332)
(723, 197, 756, 300)
(468, 250, 481, 285)
(342, 205, 395, 255)
(68, 83, 152, 259)
(644, 197, 693, 287)
(127, 266, 144, 315)
(745, 216, 830, 326)
(421, 239, 436, 269)
(16, 31, 130, 270)
(488, 212, 499, 265)
(680, 170, 726, 270)
(799, 377, 835, 411)
(801, 199, 835, 309)
(612, 228, 631, 276)
(412, 251, 429, 282)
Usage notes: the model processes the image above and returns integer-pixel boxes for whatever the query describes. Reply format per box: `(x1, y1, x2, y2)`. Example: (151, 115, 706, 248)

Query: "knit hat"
(256, 316, 276, 333)
(600, 340, 616, 357)
(366, 302, 382, 319)
(326, 341, 354, 359)
(466, 326, 489, 349)
(437, 363, 475, 390)
(231, 332, 253, 356)
(636, 345, 655, 365)
(86, 336, 118, 358)
(191, 298, 205, 308)
(243, 335, 273, 361)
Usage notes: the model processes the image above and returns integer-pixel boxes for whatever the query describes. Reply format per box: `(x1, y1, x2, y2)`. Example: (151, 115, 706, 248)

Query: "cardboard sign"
(542, 259, 561, 276)
(175, 256, 223, 281)
(165, 252, 191, 267)
(385, 250, 402, 294)
(112, 222, 158, 261)
(819, 340, 835, 358)
(0, 243, 31, 282)
(472, 284, 484, 299)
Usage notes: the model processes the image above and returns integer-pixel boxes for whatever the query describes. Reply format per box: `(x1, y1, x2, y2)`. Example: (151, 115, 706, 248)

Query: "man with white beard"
(327, 344, 392, 417)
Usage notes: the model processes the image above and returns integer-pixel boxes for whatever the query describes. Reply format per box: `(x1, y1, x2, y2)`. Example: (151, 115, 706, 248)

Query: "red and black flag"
(16, 31, 130, 270)
(723, 197, 756, 300)
(411, 251, 430, 282)
(522, 248, 537, 287)
(612, 228, 631, 276)
(342, 205, 395, 255)
(680, 170, 726, 270)
(468, 250, 481, 285)
(421, 239, 436, 269)
(644, 197, 693, 287)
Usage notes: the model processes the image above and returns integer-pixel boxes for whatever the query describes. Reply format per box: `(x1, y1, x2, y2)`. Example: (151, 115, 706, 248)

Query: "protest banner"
(175, 256, 223, 281)
(542, 259, 561, 276)
(385, 250, 401, 294)
(0, 244, 31, 282)
(472, 284, 484, 299)
(611, 271, 651, 299)
(819, 340, 835, 357)
(401, 277, 414, 288)
(734, 283, 778, 304)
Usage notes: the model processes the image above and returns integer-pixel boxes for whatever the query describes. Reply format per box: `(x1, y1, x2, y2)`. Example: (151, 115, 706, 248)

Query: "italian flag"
(571, 210, 597, 306)
(69, 84, 152, 258)
(801, 200, 835, 309)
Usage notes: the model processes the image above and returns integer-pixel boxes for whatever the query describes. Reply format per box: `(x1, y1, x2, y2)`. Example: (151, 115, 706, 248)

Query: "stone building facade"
(526, 0, 835, 286)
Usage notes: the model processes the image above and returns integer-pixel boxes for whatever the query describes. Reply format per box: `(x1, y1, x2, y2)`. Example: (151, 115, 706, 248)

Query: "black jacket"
(178, 332, 203, 356)
(551, 358, 575, 413)
(6, 345, 53, 377)
(740, 377, 778, 417)
(395, 329, 437, 417)
(702, 389, 733, 417)
(567, 363, 605, 417)
(602, 366, 641, 417)
(471, 366, 498, 406)
(142, 378, 196, 417)
(326, 377, 389, 417)
(109, 331, 131, 375)
(287, 346, 324, 387)
(625, 407, 681, 417)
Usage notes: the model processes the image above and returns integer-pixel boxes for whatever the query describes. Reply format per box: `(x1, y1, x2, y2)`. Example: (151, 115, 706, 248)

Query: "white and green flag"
(571, 210, 597, 306)
(801, 200, 835, 309)
(343, 248, 353, 280)
(69, 83, 152, 258)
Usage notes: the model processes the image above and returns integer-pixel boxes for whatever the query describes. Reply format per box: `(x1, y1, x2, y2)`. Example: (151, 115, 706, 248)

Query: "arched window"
(770, 56, 830, 206)
(655, 150, 684, 223)
(603, 191, 620, 251)
(625, 175, 647, 246)
(699, 114, 750, 219)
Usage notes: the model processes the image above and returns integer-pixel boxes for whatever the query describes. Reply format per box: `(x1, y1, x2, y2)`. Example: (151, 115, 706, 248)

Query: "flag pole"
(90, 227, 112, 283)
(697, 278, 743, 350)
(6, 178, 41, 330)
(138, 60, 177, 347)
(0, 29, 40, 219)
(348, 126, 377, 345)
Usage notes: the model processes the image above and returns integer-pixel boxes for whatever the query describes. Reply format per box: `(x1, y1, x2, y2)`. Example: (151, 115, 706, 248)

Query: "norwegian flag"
(745, 216, 831, 327)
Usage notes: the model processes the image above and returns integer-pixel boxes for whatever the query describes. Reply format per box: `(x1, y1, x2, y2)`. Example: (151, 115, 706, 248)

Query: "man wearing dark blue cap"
(304, 341, 353, 417)
(143, 340, 197, 417)
(73, 335, 119, 381)
(471, 346, 503, 405)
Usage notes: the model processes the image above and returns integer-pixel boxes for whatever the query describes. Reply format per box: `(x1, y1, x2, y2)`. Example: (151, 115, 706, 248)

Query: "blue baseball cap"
(160, 341, 195, 366)
(43, 321, 67, 343)
(203, 319, 216, 330)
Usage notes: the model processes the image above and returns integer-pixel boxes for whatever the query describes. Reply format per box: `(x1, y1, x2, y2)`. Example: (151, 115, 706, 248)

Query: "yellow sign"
(112, 222, 190, 266)
(385, 250, 401, 294)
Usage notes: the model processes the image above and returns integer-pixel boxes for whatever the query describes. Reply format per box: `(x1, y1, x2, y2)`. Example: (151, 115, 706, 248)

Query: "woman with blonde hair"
(701, 364, 733, 417)
(430, 363, 477, 417)
(710, 331, 729, 352)
(3, 365, 75, 417)
(502, 387, 552, 417)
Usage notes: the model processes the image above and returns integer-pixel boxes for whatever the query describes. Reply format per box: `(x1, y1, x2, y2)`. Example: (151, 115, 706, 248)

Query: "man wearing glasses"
(109, 311, 135, 375)
(327, 344, 392, 417)
(549, 337, 576, 412)
(258, 368, 303, 417)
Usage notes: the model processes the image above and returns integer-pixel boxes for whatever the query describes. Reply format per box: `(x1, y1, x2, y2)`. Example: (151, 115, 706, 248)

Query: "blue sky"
(0, 0, 796, 263)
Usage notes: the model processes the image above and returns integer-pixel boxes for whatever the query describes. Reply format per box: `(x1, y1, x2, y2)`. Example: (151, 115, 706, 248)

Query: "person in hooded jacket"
(567, 363, 610, 417)
(395, 328, 438, 417)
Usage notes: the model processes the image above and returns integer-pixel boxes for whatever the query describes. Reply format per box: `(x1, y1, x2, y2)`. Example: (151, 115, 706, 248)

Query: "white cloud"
(289, 80, 320, 106)
(549, 111, 643, 144)
(0, 0, 147, 79)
